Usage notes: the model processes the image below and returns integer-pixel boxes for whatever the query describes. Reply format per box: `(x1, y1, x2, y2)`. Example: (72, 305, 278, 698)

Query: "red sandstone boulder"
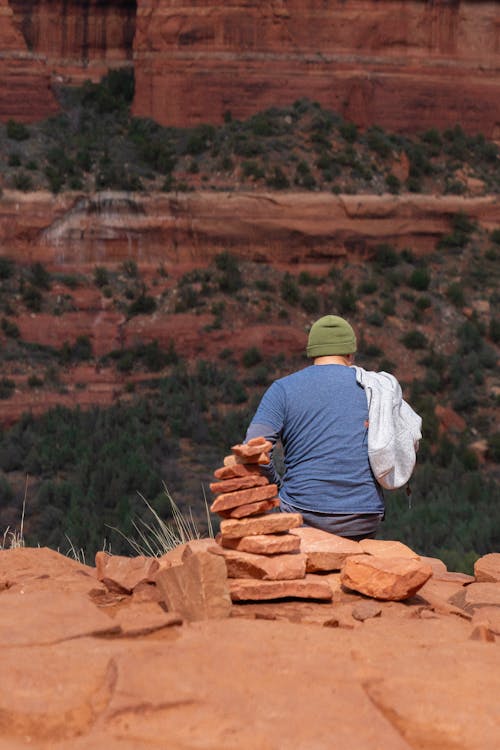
(459, 582, 500, 610)
(474, 553, 500, 583)
(341, 555, 433, 601)
(155, 549, 231, 621)
(214, 547, 307, 581)
(289, 526, 363, 572)
(95, 552, 160, 594)
(471, 606, 500, 636)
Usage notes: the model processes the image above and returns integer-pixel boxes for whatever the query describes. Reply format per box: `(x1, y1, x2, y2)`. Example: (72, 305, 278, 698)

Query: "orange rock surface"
(1, 545, 500, 748)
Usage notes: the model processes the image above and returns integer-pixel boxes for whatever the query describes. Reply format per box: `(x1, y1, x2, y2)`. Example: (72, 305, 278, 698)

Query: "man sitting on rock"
(244, 315, 388, 541)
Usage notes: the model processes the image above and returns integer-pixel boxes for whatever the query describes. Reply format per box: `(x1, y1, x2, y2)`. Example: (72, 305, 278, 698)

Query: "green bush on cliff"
(6, 120, 30, 141)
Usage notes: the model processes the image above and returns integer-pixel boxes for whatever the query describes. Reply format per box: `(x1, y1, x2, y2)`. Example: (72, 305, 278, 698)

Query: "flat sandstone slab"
(216, 548, 307, 581)
(220, 513, 303, 539)
(214, 463, 263, 480)
(209, 474, 269, 495)
(211, 484, 278, 513)
(341, 555, 433, 601)
(359, 539, 420, 560)
(218, 497, 279, 519)
(290, 526, 362, 572)
(229, 575, 333, 602)
(217, 532, 301, 555)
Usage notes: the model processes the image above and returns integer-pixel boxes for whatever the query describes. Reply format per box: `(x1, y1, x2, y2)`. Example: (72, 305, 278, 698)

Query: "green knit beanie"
(306, 315, 357, 357)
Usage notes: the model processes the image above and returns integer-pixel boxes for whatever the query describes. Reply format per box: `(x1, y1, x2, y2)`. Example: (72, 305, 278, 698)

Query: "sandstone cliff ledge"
(2, 190, 500, 265)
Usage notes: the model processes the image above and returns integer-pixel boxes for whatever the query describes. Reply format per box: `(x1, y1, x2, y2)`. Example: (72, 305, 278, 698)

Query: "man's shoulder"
(275, 365, 314, 387)
(352, 366, 401, 393)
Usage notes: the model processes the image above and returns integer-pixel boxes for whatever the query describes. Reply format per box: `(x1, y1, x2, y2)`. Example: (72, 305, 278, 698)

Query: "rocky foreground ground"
(1, 539, 499, 750)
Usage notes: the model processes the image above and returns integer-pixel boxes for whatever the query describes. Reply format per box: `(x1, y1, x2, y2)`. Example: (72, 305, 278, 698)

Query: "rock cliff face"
(0, 0, 58, 121)
(132, 0, 500, 135)
(3, 0, 500, 134)
(3, 189, 500, 266)
(9, 0, 136, 80)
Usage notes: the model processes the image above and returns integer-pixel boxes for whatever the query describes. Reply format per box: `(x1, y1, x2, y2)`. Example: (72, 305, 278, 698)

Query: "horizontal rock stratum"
(4, 0, 500, 136)
(0, 544, 499, 748)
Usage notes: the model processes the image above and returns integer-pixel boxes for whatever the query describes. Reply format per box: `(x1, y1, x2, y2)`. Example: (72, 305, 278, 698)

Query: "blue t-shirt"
(246, 365, 384, 515)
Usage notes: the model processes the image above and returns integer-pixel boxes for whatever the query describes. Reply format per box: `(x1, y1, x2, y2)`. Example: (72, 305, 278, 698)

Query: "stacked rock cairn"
(210, 436, 333, 602)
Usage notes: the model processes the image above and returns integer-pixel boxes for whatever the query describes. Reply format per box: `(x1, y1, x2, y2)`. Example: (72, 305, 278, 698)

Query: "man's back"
(248, 364, 384, 515)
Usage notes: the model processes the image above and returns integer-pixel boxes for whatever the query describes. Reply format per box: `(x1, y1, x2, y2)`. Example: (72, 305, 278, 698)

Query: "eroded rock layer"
(9, 0, 136, 79)
(3, 190, 500, 266)
(132, 0, 500, 135)
(0, 0, 58, 121)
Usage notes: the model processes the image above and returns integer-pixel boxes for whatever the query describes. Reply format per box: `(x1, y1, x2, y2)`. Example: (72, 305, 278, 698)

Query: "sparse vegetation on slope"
(1, 71, 500, 196)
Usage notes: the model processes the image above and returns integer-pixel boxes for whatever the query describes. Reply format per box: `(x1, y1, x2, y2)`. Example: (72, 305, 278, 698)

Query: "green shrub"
(280, 273, 300, 305)
(401, 330, 428, 349)
(28, 374, 44, 388)
(408, 267, 431, 291)
(488, 433, 500, 462)
(6, 119, 30, 141)
(121, 260, 139, 278)
(489, 318, 500, 344)
(298, 271, 321, 286)
(0, 377, 15, 399)
(93, 266, 109, 288)
(0, 258, 14, 279)
(242, 160, 265, 180)
(366, 311, 384, 327)
(215, 252, 242, 293)
(446, 282, 465, 308)
(386, 173, 400, 194)
(338, 281, 357, 314)
(242, 347, 263, 368)
(30, 262, 52, 290)
(301, 291, 320, 314)
(294, 161, 316, 189)
(1, 317, 20, 338)
(372, 243, 399, 268)
(128, 293, 157, 316)
(185, 124, 215, 155)
(358, 279, 378, 295)
(266, 166, 289, 189)
(366, 126, 392, 159)
(490, 229, 500, 245)
(416, 296, 432, 310)
(8, 153, 21, 167)
(22, 285, 43, 312)
(339, 122, 358, 143)
(13, 172, 33, 191)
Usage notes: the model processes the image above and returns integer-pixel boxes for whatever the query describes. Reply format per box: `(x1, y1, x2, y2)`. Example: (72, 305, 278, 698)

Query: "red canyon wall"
(0, 0, 59, 121)
(9, 0, 137, 81)
(2, 0, 500, 134)
(132, 0, 500, 135)
(2, 190, 500, 266)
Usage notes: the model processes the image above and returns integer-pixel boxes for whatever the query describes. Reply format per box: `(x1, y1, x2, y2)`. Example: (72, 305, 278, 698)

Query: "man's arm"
(244, 381, 286, 488)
